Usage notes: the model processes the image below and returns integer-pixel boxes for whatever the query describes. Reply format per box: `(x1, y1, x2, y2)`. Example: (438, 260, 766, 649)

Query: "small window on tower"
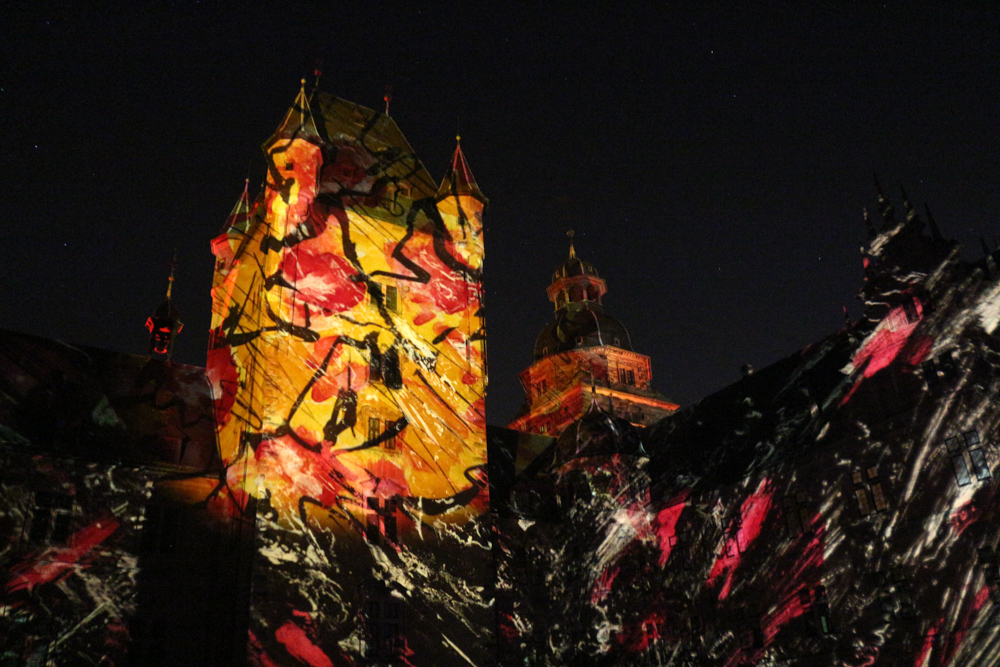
(385, 285, 398, 313)
(284, 162, 294, 171)
(383, 420, 397, 451)
(29, 492, 73, 545)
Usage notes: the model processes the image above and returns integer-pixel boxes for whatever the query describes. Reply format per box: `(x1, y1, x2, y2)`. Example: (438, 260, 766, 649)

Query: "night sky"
(2, 3, 997, 424)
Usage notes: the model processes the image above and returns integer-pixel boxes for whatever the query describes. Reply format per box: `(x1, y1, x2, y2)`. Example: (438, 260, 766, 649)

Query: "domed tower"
(507, 233, 678, 436)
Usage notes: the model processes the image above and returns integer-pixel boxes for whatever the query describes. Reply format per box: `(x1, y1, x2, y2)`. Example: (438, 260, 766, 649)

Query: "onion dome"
(533, 309, 632, 359)
(532, 232, 633, 360)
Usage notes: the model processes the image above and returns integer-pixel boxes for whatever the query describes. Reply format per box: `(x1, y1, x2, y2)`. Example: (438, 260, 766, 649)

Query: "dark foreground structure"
(1, 85, 998, 666)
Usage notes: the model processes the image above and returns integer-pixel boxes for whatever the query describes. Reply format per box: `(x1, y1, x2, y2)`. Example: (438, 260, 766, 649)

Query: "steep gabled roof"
(436, 140, 487, 204)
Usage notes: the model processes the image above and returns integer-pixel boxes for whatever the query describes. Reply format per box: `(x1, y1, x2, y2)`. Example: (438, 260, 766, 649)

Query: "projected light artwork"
(205, 84, 494, 664)
(0, 80, 998, 667)
(494, 187, 1000, 666)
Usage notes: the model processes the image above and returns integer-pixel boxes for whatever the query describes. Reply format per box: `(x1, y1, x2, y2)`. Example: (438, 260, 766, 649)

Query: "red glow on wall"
(274, 621, 334, 667)
(281, 248, 367, 314)
(706, 480, 773, 600)
(7, 519, 119, 593)
(760, 524, 826, 643)
(654, 489, 689, 566)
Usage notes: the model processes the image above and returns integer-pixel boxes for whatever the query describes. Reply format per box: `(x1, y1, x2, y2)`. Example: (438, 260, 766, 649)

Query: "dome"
(553, 405, 644, 465)
(533, 306, 632, 360)
(552, 256, 600, 283)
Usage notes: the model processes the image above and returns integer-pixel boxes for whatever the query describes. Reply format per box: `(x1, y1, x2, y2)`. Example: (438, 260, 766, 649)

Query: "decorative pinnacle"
(567, 229, 576, 259)
(166, 249, 178, 300)
(383, 84, 392, 115)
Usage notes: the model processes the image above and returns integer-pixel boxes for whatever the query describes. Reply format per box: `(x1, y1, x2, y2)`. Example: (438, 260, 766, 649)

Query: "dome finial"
(567, 229, 576, 259)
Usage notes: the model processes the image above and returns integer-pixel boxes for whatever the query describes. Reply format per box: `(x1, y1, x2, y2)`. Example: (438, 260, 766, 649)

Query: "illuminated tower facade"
(206, 83, 492, 665)
(508, 236, 677, 436)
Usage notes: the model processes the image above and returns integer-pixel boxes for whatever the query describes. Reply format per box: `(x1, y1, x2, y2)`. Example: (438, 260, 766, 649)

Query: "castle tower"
(206, 82, 492, 665)
(145, 255, 183, 359)
(508, 235, 677, 436)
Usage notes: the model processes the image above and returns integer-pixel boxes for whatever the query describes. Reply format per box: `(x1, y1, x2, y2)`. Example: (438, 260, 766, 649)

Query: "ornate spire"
(266, 78, 320, 147)
(874, 173, 895, 225)
(900, 185, 918, 222)
(146, 252, 184, 359)
(219, 178, 252, 235)
(568, 229, 576, 259)
(863, 207, 877, 239)
(436, 136, 487, 204)
(924, 203, 944, 242)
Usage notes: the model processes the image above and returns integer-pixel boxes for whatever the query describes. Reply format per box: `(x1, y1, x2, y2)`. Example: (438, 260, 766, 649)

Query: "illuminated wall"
(207, 85, 492, 665)
(496, 194, 1000, 665)
(0, 331, 228, 665)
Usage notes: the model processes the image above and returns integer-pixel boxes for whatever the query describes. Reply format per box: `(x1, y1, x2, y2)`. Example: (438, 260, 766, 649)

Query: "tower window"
(385, 285, 398, 313)
(852, 466, 888, 516)
(29, 492, 73, 545)
(944, 430, 991, 486)
(365, 497, 399, 544)
(284, 162, 294, 170)
(783, 492, 812, 536)
(617, 368, 635, 386)
(363, 594, 404, 661)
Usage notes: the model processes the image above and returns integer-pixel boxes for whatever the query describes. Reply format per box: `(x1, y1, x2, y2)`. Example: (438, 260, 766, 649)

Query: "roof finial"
(383, 83, 392, 116)
(313, 60, 324, 88)
(874, 172, 895, 224)
(567, 229, 576, 259)
(862, 207, 877, 239)
(166, 248, 178, 300)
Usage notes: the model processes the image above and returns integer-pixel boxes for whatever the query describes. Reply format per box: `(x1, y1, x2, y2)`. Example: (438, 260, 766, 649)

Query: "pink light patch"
(590, 566, 619, 603)
(706, 479, 773, 599)
(760, 524, 826, 643)
(280, 247, 366, 313)
(849, 299, 931, 381)
(274, 622, 333, 667)
(655, 494, 689, 566)
(7, 519, 119, 593)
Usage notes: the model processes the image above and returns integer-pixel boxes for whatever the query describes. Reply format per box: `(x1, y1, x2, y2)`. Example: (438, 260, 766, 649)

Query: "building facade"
(0, 83, 998, 667)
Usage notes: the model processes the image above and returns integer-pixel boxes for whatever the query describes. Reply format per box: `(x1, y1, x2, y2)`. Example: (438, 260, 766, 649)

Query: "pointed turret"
(924, 203, 944, 242)
(436, 136, 487, 204)
(874, 173, 895, 225)
(146, 254, 184, 359)
(263, 78, 320, 150)
(863, 207, 877, 239)
(219, 179, 252, 236)
(900, 185, 918, 223)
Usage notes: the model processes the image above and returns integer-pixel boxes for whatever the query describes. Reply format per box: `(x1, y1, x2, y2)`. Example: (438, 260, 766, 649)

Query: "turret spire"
(874, 173, 895, 225)
(863, 207, 877, 239)
(924, 203, 944, 242)
(436, 136, 487, 204)
(900, 185, 918, 222)
(568, 229, 576, 259)
(146, 252, 184, 360)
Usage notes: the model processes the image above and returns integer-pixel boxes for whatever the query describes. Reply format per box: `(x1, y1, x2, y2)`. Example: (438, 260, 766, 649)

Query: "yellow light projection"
(206, 85, 487, 536)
